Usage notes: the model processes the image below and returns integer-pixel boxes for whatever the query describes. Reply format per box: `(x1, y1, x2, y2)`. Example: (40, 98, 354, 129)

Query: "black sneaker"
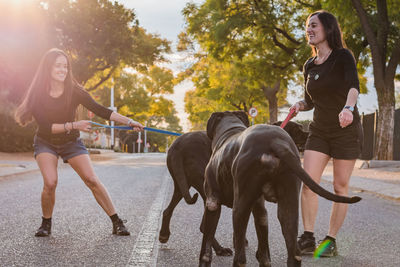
(35, 218, 51, 237)
(113, 219, 130, 236)
(314, 237, 338, 257)
(297, 233, 316, 255)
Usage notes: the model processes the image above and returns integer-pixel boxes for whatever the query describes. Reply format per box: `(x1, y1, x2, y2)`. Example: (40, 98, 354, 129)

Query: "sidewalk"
(0, 149, 115, 178)
(322, 160, 400, 201)
(1, 151, 399, 200)
(0, 152, 38, 177)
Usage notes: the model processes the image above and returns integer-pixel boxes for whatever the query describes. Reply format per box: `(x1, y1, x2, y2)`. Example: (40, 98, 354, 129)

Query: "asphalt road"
(0, 153, 399, 267)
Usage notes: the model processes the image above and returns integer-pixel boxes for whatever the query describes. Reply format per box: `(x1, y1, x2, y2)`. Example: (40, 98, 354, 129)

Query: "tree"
(43, 0, 171, 91)
(183, 54, 274, 129)
(180, 0, 314, 123)
(93, 67, 182, 145)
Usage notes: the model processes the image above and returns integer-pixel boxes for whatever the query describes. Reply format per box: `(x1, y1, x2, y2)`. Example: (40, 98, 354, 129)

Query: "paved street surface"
(0, 152, 400, 266)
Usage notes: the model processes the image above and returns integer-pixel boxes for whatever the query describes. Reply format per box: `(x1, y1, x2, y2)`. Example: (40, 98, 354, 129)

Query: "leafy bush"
(0, 98, 36, 152)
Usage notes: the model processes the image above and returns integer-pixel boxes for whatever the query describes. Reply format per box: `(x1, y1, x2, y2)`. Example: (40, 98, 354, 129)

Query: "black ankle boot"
(112, 218, 130, 236)
(35, 217, 52, 237)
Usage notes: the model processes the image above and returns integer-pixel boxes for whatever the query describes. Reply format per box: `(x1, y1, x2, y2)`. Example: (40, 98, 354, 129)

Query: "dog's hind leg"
(252, 197, 271, 267)
(232, 197, 254, 267)
(199, 210, 233, 256)
(159, 180, 182, 243)
(276, 181, 302, 267)
(199, 206, 221, 267)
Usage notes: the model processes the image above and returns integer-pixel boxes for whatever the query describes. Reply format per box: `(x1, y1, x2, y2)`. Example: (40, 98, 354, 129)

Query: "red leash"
(280, 109, 296, 129)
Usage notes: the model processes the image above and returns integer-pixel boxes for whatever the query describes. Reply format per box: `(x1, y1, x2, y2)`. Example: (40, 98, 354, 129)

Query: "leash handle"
(280, 108, 296, 129)
(89, 121, 182, 136)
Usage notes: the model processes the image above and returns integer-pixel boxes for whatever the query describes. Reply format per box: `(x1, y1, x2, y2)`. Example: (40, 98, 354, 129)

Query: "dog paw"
(259, 262, 271, 267)
(199, 261, 211, 267)
(233, 261, 246, 267)
(158, 234, 170, 243)
(214, 247, 233, 256)
(256, 250, 271, 266)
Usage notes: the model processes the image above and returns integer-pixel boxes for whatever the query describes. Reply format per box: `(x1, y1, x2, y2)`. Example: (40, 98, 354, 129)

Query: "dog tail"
(269, 140, 361, 204)
(167, 153, 199, 205)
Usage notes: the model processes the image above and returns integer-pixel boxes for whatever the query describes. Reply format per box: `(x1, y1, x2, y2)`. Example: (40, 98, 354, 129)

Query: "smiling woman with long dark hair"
(15, 48, 143, 237)
(290, 11, 363, 257)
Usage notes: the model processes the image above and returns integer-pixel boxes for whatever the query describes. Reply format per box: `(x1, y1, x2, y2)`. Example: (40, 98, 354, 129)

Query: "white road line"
(126, 172, 171, 267)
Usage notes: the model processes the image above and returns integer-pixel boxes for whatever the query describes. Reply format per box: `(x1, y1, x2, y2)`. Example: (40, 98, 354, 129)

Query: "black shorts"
(305, 121, 363, 160)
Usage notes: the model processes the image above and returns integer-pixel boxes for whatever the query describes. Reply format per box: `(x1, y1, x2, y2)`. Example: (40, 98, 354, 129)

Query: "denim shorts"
(305, 121, 363, 160)
(33, 135, 88, 163)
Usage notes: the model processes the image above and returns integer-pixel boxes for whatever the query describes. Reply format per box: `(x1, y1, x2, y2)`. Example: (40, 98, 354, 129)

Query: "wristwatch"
(343, 105, 354, 112)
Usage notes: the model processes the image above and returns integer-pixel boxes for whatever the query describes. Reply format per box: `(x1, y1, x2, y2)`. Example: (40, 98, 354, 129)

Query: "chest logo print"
(314, 74, 319, 80)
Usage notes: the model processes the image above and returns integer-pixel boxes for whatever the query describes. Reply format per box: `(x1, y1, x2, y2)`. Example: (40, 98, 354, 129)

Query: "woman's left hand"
(339, 109, 353, 128)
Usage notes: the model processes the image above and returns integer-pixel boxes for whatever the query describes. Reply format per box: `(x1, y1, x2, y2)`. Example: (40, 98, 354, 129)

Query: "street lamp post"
(110, 82, 116, 149)
(144, 124, 148, 153)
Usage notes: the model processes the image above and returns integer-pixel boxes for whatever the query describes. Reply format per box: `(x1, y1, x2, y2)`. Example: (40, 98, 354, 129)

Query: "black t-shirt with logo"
(303, 48, 360, 131)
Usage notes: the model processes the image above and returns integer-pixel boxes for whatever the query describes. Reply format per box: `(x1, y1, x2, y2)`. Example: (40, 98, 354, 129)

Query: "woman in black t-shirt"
(15, 48, 144, 237)
(290, 11, 363, 257)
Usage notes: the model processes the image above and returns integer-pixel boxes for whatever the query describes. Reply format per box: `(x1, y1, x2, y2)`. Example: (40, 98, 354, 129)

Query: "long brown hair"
(306, 10, 346, 56)
(15, 48, 77, 126)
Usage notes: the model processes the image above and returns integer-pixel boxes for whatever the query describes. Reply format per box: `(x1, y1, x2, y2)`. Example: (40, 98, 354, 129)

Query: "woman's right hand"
(73, 120, 92, 132)
(289, 101, 302, 117)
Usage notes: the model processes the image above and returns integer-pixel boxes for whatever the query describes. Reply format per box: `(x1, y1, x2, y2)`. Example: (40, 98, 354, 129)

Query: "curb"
(0, 168, 40, 180)
(360, 160, 400, 169)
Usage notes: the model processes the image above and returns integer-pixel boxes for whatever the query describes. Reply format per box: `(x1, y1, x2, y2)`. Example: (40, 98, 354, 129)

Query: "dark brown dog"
(199, 111, 361, 267)
(159, 121, 308, 253)
(272, 121, 308, 152)
(159, 131, 233, 256)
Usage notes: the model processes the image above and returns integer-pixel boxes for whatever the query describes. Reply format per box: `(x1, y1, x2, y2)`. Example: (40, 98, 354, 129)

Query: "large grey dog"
(199, 111, 361, 267)
(159, 119, 308, 256)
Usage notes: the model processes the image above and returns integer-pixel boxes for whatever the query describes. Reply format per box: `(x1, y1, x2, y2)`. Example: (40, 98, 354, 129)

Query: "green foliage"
(183, 55, 271, 129)
(92, 67, 182, 149)
(0, 93, 35, 152)
(43, 0, 171, 90)
(180, 0, 315, 126)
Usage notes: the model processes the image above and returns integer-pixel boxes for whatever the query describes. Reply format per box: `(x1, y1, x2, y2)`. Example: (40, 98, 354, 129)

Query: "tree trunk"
(262, 79, 280, 123)
(374, 80, 395, 160)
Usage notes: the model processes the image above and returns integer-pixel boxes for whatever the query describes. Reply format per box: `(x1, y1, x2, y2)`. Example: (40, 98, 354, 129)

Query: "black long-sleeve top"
(303, 48, 360, 131)
(32, 87, 113, 142)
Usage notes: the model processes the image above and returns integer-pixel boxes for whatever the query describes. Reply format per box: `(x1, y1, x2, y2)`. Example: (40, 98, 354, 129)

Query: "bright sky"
(116, 0, 397, 131)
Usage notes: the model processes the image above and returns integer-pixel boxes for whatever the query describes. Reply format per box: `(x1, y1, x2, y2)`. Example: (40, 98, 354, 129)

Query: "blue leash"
(90, 121, 182, 136)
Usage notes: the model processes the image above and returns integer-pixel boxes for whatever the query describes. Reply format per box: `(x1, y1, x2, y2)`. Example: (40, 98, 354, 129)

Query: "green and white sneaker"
(314, 236, 338, 258)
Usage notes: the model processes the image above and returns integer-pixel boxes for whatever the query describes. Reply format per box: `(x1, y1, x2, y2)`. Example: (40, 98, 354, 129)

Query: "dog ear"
(272, 121, 282, 127)
(206, 112, 224, 140)
(233, 111, 250, 127)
